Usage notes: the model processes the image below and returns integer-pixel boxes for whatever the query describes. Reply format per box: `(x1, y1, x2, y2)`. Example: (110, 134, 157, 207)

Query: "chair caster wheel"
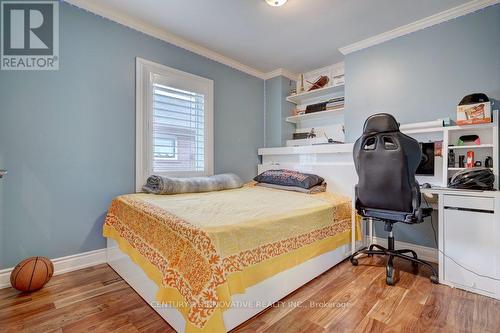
(350, 257, 358, 266)
(386, 276, 395, 286)
(430, 275, 439, 284)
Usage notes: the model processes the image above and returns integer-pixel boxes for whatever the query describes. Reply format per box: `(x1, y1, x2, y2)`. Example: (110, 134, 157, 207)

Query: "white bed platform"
(107, 239, 354, 332)
(107, 143, 360, 332)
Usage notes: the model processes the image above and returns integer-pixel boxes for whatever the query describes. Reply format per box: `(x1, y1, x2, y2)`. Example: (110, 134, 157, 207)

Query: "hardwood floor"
(1, 257, 499, 332)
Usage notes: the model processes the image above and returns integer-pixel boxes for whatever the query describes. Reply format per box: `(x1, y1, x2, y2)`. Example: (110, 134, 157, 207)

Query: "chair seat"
(359, 207, 430, 224)
(361, 209, 409, 223)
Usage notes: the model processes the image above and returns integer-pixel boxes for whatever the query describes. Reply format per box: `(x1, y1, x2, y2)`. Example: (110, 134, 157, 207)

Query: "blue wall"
(265, 76, 295, 147)
(345, 5, 500, 141)
(345, 4, 500, 247)
(0, 3, 264, 268)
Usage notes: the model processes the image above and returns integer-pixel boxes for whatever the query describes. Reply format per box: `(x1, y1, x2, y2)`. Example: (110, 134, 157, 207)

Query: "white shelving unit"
(403, 120, 498, 189)
(285, 108, 344, 124)
(285, 62, 346, 145)
(285, 84, 344, 105)
(446, 122, 498, 189)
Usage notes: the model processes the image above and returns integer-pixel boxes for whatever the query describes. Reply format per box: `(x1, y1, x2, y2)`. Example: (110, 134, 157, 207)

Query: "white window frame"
(136, 57, 214, 191)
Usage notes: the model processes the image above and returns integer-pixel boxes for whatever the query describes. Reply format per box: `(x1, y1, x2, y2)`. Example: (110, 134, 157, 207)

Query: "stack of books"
(304, 97, 345, 114)
(326, 97, 344, 110)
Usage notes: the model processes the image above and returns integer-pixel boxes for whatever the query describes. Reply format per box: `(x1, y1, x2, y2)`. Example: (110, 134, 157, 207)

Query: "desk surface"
(421, 187, 499, 197)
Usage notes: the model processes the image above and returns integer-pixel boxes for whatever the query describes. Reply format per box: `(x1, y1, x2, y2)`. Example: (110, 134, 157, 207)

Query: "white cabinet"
(440, 193, 500, 299)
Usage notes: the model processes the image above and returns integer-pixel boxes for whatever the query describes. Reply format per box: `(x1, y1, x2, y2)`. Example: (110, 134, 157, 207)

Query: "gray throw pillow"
(143, 173, 243, 194)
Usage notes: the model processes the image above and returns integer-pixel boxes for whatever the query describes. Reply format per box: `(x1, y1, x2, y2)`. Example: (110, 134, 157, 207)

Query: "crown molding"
(65, 0, 272, 79)
(262, 68, 299, 81)
(339, 0, 500, 55)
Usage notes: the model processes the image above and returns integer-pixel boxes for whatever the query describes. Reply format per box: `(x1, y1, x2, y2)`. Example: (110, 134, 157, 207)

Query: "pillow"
(256, 182, 327, 194)
(143, 173, 243, 194)
(253, 169, 324, 189)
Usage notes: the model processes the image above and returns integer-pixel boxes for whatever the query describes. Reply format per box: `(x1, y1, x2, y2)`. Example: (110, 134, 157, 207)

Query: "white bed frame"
(107, 239, 352, 332)
(107, 144, 362, 332)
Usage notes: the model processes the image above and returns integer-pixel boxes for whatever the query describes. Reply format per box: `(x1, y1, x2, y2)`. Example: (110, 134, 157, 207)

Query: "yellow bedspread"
(103, 185, 360, 333)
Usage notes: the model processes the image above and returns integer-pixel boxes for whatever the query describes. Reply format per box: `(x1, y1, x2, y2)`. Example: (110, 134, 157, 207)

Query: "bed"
(105, 184, 361, 333)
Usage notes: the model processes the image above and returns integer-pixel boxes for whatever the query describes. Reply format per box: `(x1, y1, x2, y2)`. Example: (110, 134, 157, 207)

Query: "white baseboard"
(0, 248, 107, 290)
(368, 236, 438, 263)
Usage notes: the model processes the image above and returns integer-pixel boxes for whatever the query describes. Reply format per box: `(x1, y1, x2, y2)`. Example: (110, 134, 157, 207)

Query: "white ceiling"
(82, 0, 471, 73)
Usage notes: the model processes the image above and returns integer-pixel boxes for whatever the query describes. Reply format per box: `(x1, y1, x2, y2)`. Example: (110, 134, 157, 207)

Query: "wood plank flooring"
(1, 256, 499, 332)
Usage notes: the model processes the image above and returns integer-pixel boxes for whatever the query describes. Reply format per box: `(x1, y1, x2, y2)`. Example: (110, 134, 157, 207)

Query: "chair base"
(350, 234, 439, 285)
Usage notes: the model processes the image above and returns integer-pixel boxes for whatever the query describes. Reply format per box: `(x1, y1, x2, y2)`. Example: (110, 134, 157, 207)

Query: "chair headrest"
(363, 113, 400, 134)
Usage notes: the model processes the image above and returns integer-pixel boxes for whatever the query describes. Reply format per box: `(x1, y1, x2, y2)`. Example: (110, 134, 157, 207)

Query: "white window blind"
(152, 80, 205, 173)
(136, 58, 214, 190)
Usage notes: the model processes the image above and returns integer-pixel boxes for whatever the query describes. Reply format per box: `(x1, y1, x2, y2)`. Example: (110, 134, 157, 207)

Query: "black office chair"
(350, 113, 438, 285)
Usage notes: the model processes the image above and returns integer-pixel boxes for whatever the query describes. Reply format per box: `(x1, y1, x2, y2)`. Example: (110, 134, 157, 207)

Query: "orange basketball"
(10, 257, 54, 292)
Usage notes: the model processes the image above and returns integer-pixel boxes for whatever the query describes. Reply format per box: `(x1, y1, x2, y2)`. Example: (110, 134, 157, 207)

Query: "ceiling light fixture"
(265, 0, 288, 7)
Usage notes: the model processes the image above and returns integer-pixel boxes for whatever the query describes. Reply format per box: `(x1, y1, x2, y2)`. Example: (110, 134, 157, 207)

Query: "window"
(154, 135, 177, 160)
(136, 58, 214, 191)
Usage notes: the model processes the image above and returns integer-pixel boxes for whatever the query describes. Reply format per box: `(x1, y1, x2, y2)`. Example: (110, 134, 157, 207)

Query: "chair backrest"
(353, 113, 422, 221)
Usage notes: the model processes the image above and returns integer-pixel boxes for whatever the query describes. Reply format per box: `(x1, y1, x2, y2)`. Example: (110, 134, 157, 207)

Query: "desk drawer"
(443, 195, 494, 212)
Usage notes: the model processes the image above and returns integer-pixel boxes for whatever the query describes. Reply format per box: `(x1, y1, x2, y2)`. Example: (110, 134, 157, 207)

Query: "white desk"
(421, 187, 500, 299)
(346, 119, 499, 298)
(352, 187, 500, 299)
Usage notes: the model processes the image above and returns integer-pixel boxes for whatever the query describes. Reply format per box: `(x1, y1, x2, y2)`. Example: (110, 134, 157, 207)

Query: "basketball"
(10, 257, 54, 292)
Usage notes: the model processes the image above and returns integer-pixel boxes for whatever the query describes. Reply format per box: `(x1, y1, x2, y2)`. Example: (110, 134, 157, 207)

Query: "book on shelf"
(326, 104, 344, 111)
(326, 102, 344, 108)
(294, 96, 345, 115)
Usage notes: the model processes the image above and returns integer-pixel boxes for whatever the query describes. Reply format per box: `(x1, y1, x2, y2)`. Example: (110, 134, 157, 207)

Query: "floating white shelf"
(258, 143, 354, 156)
(285, 84, 344, 104)
(448, 144, 494, 149)
(446, 122, 495, 131)
(402, 123, 496, 135)
(286, 108, 345, 124)
(402, 127, 445, 135)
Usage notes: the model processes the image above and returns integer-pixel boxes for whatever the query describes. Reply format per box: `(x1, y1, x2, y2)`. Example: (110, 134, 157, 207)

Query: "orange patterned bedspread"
(103, 186, 356, 333)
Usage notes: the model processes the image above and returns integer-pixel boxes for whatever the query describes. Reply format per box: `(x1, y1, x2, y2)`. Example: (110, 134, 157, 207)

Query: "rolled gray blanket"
(142, 173, 243, 195)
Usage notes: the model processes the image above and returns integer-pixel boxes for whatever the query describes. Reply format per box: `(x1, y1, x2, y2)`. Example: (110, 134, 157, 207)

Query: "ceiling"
(81, 0, 471, 74)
